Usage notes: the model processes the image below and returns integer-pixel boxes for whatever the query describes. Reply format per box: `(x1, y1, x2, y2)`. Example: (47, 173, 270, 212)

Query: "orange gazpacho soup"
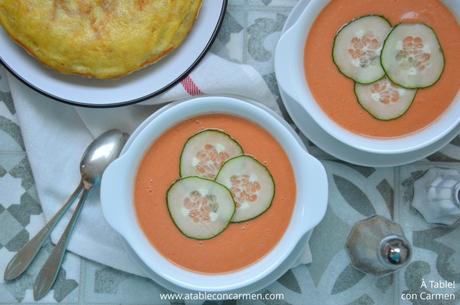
(135, 114, 296, 274)
(305, 0, 460, 138)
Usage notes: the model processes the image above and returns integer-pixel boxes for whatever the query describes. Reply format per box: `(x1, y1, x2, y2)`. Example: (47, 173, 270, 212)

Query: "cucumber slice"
(355, 77, 417, 120)
(333, 15, 392, 83)
(216, 155, 275, 222)
(180, 129, 243, 179)
(381, 23, 445, 89)
(167, 177, 236, 240)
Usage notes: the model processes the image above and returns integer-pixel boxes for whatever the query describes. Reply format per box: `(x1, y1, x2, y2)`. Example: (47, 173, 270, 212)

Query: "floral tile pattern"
(397, 164, 460, 305)
(0, 1, 459, 305)
(211, 8, 246, 63)
(0, 69, 80, 303)
(263, 161, 396, 305)
(81, 260, 167, 304)
(428, 139, 460, 163)
(0, 153, 81, 303)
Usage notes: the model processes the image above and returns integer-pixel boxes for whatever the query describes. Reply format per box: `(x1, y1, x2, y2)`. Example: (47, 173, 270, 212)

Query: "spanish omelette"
(0, 0, 202, 79)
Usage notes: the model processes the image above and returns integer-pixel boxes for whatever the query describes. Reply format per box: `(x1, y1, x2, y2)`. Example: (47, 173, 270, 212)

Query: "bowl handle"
(296, 153, 329, 238)
(100, 156, 131, 238)
(274, 25, 306, 107)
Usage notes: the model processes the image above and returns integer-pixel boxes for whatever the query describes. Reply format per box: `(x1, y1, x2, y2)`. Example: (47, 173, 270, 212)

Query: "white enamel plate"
(0, 0, 227, 107)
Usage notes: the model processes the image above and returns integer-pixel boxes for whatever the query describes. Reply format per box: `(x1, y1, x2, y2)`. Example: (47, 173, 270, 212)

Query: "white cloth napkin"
(7, 53, 312, 278)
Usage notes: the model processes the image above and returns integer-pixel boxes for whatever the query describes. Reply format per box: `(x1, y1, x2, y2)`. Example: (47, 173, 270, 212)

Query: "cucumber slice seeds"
(167, 177, 235, 240)
(169, 129, 276, 239)
(216, 156, 275, 223)
(381, 23, 445, 89)
(180, 129, 243, 179)
(333, 15, 445, 121)
(355, 77, 417, 120)
(333, 15, 392, 84)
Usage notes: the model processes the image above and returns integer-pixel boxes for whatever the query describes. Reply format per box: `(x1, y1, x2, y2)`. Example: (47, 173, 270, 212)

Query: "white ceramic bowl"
(100, 96, 328, 292)
(275, 0, 460, 155)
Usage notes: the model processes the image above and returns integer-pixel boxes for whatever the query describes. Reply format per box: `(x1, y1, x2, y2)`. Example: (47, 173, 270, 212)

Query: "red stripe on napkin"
(181, 76, 203, 96)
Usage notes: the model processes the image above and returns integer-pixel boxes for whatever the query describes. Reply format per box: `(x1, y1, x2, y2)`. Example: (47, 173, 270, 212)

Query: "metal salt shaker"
(346, 215, 411, 276)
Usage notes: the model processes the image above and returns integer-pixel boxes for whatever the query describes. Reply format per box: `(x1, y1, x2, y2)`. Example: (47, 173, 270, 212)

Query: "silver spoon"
(33, 129, 128, 300)
(4, 129, 128, 300)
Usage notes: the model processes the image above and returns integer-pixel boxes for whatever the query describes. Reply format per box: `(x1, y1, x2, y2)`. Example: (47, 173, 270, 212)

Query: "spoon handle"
(4, 182, 83, 281)
(33, 188, 89, 301)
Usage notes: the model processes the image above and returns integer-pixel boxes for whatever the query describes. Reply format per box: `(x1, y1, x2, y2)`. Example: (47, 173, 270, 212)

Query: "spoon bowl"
(80, 130, 129, 188)
(3, 129, 128, 300)
(33, 129, 128, 300)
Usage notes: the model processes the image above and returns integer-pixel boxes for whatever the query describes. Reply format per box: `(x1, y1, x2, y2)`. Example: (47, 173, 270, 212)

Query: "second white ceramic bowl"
(275, 0, 460, 155)
(100, 96, 328, 292)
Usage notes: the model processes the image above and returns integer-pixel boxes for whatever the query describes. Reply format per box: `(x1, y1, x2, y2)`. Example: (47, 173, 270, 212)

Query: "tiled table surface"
(1, 1, 460, 304)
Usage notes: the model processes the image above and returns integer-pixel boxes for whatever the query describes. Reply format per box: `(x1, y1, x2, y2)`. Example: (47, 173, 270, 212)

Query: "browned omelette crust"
(0, 0, 203, 79)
